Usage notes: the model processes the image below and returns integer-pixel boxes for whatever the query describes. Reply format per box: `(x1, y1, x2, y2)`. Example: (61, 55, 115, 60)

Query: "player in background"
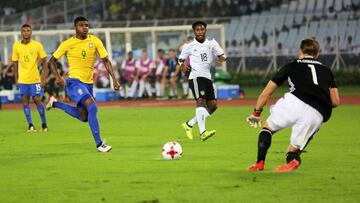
(179, 21, 227, 140)
(246, 38, 339, 172)
(132, 50, 155, 98)
(164, 49, 180, 99)
(154, 49, 167, 98)
(46, 16, 120, 152)
(179, 36, 193, 99)
(12, 24, 49, 132)
(120, 51, 137, 98)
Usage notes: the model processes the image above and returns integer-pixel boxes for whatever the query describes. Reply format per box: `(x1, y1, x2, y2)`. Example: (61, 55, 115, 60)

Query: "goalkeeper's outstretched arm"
(254, 80, 278, 111)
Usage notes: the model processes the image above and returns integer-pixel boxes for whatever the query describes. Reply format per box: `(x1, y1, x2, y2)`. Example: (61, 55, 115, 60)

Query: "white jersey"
(179, 38, 224, 80)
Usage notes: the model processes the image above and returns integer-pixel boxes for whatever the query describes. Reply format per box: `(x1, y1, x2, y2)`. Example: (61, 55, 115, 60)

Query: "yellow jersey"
(53, 34, 108, 84)
(12, 39, 47, 84)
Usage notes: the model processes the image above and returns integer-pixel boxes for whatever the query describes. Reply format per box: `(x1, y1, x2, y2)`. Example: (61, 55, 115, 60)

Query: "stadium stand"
(0, 0, 359, 102)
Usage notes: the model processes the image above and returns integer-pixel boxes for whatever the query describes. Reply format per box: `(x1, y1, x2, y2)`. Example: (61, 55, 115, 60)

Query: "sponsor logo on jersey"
(89, 43, 94, 49)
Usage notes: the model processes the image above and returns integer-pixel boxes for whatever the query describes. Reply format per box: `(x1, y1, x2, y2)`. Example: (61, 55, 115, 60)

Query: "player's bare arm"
(178, 59, 190, 72)
(102, 57, 120, 90)
(254, 81, 278, 111)
(40, 57, 48, 87)
(330, 87, 340, 107)
(246, 81, 278, 128)
(48, 56, 65, 86)
(217, 54, 227, 62)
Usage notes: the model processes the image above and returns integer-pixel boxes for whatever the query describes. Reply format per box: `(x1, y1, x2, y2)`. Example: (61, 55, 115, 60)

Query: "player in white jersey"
(179, 21, 227, 141)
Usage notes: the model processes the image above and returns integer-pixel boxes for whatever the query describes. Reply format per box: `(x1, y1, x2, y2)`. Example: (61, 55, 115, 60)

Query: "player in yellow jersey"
(46, 16, 120, 152)
(12, 24, 49, 132)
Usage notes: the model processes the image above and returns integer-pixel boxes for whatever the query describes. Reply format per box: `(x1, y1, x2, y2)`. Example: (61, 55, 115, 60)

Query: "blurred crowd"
(104, 0, 282, 21)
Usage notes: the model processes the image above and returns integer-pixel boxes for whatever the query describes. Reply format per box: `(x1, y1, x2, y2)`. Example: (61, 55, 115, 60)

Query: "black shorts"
(189, 77, 216, 101)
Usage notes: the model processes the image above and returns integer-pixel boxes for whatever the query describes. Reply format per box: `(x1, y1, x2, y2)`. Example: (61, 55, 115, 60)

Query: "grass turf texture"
(0, 105, 359, 202)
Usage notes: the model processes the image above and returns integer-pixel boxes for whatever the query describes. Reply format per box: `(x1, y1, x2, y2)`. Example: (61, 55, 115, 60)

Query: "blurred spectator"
(3, 6, 15, 16)
(323, 36, 334, 54)
(108, 1, 122, 20)
(276, 42, 289, 56)
(341, 36, 354, 52)
(326, 6, 337, 20)
(2, 57, 15, 90)
(45, 61, 64, 100)
(257, 39, 270, 56)
(154, 49, 167, 98)
(132, 50, 155, 98)
(227, 39, 241, 57)
(164, 49, 180, 99)
(348, 9, 359, 20)
(120, 51, 137, 99)
(94, 60, 110, 88)
(0, 56, 3, 89)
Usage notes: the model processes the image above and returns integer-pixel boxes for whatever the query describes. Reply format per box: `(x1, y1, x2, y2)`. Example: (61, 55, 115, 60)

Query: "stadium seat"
(315, 0, 325, 15)
(297, 0, 307, 12)
(306, 0, 316, 13)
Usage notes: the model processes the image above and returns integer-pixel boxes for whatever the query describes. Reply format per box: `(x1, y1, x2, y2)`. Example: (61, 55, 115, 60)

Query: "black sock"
(286, 152, 301, 164)
(257, 128, 273, 163)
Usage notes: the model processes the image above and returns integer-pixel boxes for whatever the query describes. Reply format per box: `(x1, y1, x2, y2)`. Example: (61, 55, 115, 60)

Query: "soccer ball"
(162, 141, 183, 160)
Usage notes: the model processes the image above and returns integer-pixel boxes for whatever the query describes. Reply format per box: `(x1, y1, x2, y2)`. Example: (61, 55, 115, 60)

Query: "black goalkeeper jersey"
(271, 57, 337, 122)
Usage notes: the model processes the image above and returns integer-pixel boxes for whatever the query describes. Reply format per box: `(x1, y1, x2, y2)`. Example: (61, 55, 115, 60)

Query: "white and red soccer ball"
(162, 141, 183, 160)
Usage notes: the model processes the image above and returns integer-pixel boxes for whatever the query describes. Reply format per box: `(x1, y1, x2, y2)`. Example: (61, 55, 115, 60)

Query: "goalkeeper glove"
(246, 108, 263, 128)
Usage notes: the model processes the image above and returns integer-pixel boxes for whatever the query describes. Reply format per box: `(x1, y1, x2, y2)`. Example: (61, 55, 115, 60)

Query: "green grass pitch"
(0, 105, 359, 202)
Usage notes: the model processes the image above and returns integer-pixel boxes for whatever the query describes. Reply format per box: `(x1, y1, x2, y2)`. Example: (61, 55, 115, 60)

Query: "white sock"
(125, 84, 131, 98)
(169, 89, 174, 97)
(155, 81, 161, 97)
(119, 87, 125, 97)
(129, 81, 138, 98)
(174, 88, 178, 97)
(182, 82, 189, 95)
(145, 82, 152, 97)
(187, 116, 197, 127)
(196, 107, 210, 134)
(138, 79, 145, 97)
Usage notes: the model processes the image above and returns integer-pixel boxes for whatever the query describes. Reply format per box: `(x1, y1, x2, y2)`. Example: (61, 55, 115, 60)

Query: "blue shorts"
(66, 78, 94, 104)
(19, 83, 44, 97)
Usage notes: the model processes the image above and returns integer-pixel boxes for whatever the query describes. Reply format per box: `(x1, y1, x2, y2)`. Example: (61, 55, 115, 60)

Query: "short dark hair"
(21, 24, 31, 29)
(74, 16, 88, 26)
(300, 38, 320, 56)
(192, 21, 207, 30)
(157, 49, 164, 52)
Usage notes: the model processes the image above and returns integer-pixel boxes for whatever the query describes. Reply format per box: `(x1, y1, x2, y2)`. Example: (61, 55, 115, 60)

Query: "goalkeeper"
(245, 38, 339, 172)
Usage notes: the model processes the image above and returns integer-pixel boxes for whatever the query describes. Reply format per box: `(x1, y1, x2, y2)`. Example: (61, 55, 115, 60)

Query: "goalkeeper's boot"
(181, 122, 193, 140)
(41, 123, 48, 132)
(97, 140, 112, 153)
(46, 96, 58, 111)
(28, 124, 36, 133)
(200, 130, 216, 141)
(274, 159, 300, 173)
(247, 160, 265, 171)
